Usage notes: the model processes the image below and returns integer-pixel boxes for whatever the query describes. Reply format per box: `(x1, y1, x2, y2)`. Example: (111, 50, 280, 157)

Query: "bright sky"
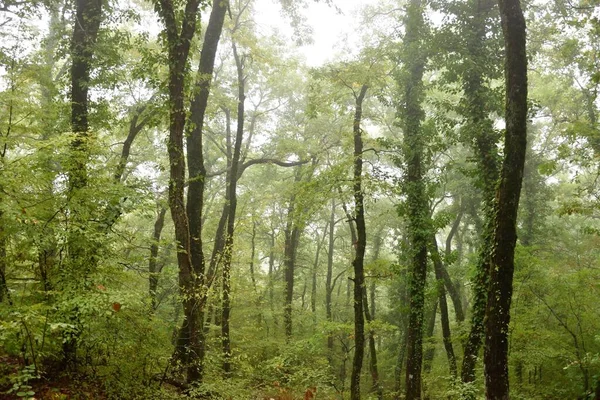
(253, 0, 375, 66)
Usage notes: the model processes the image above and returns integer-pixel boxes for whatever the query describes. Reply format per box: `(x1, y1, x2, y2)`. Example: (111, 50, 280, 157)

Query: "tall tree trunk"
(149, 206, 168, 312)
(398, 0, 428, 398)
(484, 0, 527, 398)
(249, 218, 257, 291)
(221, 39, 246, 377)
(0, 227, 9, 304)
(63, 0, 103, 369)
(367, 230, 383, 399)
(156, 0, 226, 383)
(311, 223, 328, 325)
(326, 199, 336, 358)
(350, 84, 368, 400)
(460, 0, 502, 385)
(283, 171, 302, 339)
(268, 227, 275, 313)
(69, 0, 102, 191)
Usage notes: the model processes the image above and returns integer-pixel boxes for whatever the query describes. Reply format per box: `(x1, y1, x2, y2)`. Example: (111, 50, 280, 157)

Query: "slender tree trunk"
(350, 84, 369, 400)
(0, 226, 9, 304)
(248, 219, 256, 290)
(283, 171, 302, 339)
(398, 0, 428, 398)
(394, 328, 408, 400)
(367, 230, 383, 399)
(311, 223, 328, 325)
(149, 207, 168, 311)
(221, 39, 246, 377)
(484, 0, 527, 398)
(268, 227, 275, 311)
(326, 199, 336, 358)
(422, 300, 437, 374)
(363, 287, 383, 399)
(430, 237, 457, 377)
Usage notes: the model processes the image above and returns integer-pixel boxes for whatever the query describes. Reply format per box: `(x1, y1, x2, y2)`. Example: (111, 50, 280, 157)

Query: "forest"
(0, 0, 598, 398)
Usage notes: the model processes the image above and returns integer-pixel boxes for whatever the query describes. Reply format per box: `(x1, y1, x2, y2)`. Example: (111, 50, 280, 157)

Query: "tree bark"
(350, 84, 368, 400)
(484, 0, 527, 398)
(398, 0, 428, 398)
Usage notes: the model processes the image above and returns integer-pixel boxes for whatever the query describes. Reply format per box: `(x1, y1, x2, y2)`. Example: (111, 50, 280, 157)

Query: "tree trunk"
(484, 0, 527, 398)
(69, 0, 102, 191)
(283, 171, 302, 339)
(398, 0, 428, 398)
(149, 206, 167, 312)
(394, 328, 408, 400)
(249, 219, 257, 291)
(311, 223, 328, 325)
(367, 231, 383, 399)
(363, 287, 383, 399)
(326, 199, 336, 359)
(430, 237, 457, 377)
(460, 0, 502, 385)
(64, 0, 103, 369)
(422, 300, 437, 374)
(156, 0, 226, 383)
(0, 226, 9, 305)
(221, 39, 246, 377)
(350, 84, 368, 400)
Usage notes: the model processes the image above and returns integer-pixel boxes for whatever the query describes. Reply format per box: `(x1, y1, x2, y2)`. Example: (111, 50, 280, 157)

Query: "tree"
(349, 83, 368, 400)
(483, 0, 528, 398)
(395, 0, 429, 398)
(154, 0, 227, 383)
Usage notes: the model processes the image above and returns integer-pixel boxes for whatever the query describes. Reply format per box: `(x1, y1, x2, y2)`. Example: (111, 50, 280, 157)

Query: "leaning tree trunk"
(350, 84, 368, 400)
(484, 0, 527, 398)
(397, 0, 429, 398)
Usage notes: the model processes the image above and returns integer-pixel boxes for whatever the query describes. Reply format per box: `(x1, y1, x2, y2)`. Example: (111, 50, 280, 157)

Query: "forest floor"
(0, 354, 106, 400)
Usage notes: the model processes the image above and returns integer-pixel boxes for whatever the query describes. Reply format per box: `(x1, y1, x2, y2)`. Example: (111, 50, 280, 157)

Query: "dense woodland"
(0, 0, 598, 398)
